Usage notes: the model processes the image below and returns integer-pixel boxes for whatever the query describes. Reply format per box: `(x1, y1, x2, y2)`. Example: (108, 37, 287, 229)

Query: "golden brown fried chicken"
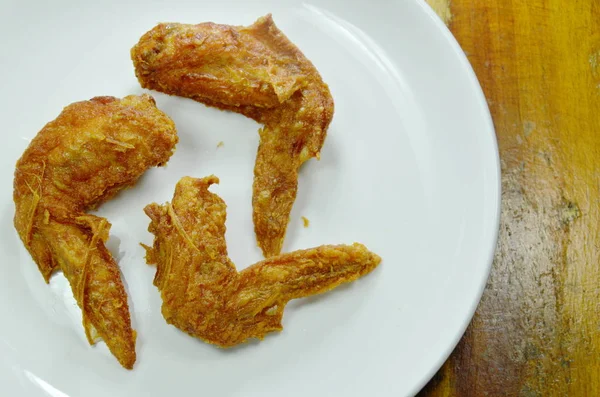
(13, 94, 178, 369)
(132, 14, 334, 257)
(142, 176, 380, 346)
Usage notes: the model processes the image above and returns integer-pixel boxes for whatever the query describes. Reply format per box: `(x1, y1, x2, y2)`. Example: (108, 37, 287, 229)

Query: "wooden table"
(420, 1, 600, 395)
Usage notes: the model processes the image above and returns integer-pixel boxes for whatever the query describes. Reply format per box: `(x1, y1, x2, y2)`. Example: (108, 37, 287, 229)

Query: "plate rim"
(406, 1, 501, 395)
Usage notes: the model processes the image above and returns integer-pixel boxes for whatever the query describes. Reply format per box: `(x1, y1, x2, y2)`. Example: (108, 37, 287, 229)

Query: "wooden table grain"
(420, 1, 600, 395)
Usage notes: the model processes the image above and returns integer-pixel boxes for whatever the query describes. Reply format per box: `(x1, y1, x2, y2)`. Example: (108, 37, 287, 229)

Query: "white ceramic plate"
(0, 1, 500, 396)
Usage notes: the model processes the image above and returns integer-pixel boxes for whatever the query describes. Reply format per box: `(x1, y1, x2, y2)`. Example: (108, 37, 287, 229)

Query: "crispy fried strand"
(132, 14, 334, 257)
(143, 176, 380, 346)
(13, 94, 178, 369)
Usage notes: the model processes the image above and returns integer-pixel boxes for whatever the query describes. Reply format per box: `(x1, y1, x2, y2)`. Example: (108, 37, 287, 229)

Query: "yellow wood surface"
(425, 0, 452, 25)
(421, 0, 600, 395)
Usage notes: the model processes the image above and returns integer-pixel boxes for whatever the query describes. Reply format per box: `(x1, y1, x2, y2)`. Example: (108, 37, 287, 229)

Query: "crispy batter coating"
(143, 176, 380, 346)
(13, 94, 178, 369)
(132, 14, 334, 257)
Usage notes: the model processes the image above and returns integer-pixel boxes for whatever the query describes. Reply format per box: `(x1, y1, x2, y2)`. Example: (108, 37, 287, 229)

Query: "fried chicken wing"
(142, 176, 380, 346)
(132, 14, 334, 257)
(13, 94, 178, 369)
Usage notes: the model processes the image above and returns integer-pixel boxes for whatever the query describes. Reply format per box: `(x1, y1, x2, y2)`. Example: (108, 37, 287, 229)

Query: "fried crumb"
(217, 141, 224, 148)
(302, 216, 310, 228)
